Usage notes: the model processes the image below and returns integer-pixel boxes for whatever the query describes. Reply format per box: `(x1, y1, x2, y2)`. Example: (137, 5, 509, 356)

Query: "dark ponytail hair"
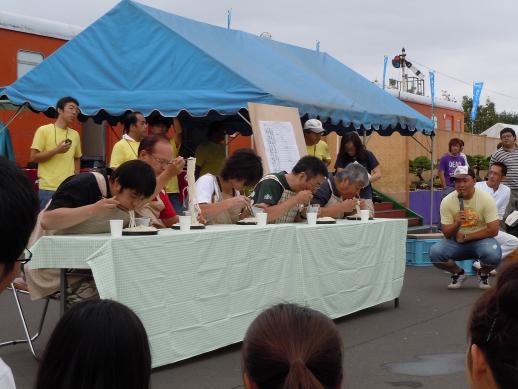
(242, 303, 343, 389)
(468, 262, 518, 389)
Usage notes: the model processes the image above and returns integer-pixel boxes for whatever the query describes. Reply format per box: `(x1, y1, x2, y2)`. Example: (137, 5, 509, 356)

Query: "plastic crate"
(406, 239, 440, 266)
(406, 239, 476, 274)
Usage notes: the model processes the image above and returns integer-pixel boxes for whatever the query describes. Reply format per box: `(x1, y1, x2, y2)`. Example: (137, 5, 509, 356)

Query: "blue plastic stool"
(458, 259, 476, 276)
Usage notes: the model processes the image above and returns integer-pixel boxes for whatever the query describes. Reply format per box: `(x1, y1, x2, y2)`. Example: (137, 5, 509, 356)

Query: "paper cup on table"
(179, 215, 191, 231)
(256, 212, 268, 226)
(306, 212, 318, 225)
(135, 217, 150, 227)
(360, 209, 370, 222)
(252, 206, 264, 216)
(109, 220, 123, 237)
(308, 204, 320, 214)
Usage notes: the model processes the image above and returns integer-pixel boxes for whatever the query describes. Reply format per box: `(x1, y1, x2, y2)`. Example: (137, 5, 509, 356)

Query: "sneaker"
(473, 260, 497, 276)
(448, 271, 466, 289)
(478, 272, 491, 290)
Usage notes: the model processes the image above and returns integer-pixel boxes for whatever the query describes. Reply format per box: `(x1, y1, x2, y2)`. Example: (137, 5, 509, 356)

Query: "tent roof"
(1, 0, 433, 135)
(480, 123, 518, 138)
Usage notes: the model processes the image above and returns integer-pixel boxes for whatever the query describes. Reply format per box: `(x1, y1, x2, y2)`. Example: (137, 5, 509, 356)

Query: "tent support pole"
(237, 111, 254, 148)
(430, 134, 435, 230)
(0, 103, 26, 134)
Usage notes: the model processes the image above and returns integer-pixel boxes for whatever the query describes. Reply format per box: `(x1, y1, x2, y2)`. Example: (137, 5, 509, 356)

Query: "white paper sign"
(259, 120, 301, 172)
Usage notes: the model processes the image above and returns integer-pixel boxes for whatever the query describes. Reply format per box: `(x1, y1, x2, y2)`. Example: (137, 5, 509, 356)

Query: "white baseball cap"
(452, 165, 474, 179)
(303, 119, 325, 134)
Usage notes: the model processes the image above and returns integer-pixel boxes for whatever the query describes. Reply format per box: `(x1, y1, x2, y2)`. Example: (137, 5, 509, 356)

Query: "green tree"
(497, 110, 518, 125)
(462, 96, 498, 134)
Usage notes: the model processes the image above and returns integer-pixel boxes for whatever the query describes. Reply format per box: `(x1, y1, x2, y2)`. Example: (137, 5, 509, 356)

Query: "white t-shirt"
(0, 358, 16, 389)
(475, 181, 511, 220)
(195, 174, 240, 204)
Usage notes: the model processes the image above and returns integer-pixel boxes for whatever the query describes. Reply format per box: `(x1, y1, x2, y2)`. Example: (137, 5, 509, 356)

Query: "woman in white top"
(196, 149, 263, 224)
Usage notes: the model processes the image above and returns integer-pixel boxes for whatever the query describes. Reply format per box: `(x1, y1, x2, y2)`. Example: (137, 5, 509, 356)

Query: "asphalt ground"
(0, 266, 484, 389)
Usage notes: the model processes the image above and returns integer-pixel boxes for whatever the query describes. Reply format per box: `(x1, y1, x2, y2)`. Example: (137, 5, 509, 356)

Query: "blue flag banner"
(382, 56, 388, 90)
(471, 82, 484, 122)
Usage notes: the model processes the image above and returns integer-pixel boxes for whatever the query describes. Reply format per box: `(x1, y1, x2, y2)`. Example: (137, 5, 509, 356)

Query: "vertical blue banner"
(470, 82, 484, 122)
(382, 56, 388, 89)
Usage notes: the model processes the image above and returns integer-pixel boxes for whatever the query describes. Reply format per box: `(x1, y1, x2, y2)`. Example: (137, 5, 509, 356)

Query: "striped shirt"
(490, 147, 518, 189)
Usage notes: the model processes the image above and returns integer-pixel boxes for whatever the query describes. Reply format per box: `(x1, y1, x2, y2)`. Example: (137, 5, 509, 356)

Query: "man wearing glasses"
(137, 135, 185, 227)
(490, 128, 518, 219)
(30, 96, 82, 210)
(0, 157, 39, 389)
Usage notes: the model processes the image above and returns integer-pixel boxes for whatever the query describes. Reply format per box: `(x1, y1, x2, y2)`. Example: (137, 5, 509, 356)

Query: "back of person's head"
(242, 303, 343, 389)
(0, 157, 38, 283)
(138, 134, 170, 156)
(491, 161, 507, 176)
(56, 96, 79, 111)
(448, 138, 462, 151)
(110, 160, 156, 198)
(220, 149, 263, 186)
(500, 127, 516, 139)
(36, 299, 151, 389)
(207, 121, 226, 141)
(123, 111, 143, 134)
(146, 113, 171, 130)
(468, 262, 518, 389)
(336, 163, 369, 187)
(292, 156, 328, 179)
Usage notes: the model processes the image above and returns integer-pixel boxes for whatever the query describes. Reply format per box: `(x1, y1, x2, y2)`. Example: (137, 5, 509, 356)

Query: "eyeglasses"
(150, 154, 172, 167)
(16, 248, 32, 264)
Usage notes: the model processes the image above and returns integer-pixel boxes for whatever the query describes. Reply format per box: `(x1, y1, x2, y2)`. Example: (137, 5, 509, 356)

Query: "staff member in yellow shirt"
(195, 122, 226, 179)
(147, 114, 184, 213)
(303, 119, 331, 167)
(109, 112, 147, 168)
(30, 96, 82, 209)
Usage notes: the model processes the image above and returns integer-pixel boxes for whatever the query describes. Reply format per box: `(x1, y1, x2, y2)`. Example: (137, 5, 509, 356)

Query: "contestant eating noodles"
(196, 149, 263, 224)
(312, 163, 370, 219)
(26, 160, 156, 304)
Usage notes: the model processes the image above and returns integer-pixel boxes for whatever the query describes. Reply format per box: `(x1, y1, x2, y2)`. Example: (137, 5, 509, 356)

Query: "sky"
(3, 0, 518, 112)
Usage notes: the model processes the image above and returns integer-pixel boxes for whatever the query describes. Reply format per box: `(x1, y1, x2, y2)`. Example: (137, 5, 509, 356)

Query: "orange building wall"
(0, 28, 73, 167)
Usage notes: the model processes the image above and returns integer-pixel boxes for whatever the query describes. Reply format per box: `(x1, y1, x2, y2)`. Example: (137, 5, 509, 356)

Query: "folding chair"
(0, 281, 54, 359)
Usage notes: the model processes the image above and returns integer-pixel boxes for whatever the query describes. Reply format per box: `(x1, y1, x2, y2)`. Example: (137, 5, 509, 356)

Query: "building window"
(433, 115, 438, 129)
(456, 119, 462, 132)
(445, 115, 453, 131)
(17, 50, 44, 79)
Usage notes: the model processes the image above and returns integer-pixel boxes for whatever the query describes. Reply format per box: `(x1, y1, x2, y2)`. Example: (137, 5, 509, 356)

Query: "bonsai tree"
(466, 155, 490, 181)
(409, 156, 434, 190)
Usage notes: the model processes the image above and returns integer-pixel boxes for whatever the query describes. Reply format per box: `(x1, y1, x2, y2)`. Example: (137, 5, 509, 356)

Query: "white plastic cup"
(308, 204, 320, 214)
(360, 209, 370, 223)
(252, 206, 264, 216)
(256, 212, 268, 226)
(135, 217, 150, 227)
(179, 215, 191, 231)
(306, 212, 318, 225)
(110, 220, 123, 237)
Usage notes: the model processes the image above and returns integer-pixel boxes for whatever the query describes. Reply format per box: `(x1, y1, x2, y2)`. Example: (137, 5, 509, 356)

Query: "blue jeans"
(38, 189, 55, 210)
(429, 238, 502, 267)
(168, 193, 184, 214)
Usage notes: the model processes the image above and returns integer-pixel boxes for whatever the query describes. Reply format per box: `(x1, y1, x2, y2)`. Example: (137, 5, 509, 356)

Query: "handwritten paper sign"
(258, 120, 301, 172)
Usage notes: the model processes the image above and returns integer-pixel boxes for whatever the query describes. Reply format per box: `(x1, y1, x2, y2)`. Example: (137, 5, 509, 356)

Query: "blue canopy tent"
(0, 0, 433, 136)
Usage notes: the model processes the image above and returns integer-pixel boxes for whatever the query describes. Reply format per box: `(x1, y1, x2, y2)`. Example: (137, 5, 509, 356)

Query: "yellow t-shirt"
(31, 123, 82, 191)
(195, 141, 226, 177)
(440, 188, 498, 234)
(110, 139, 139, 168)
(165, 138, 180, 194)
(306, 140, 331, 162)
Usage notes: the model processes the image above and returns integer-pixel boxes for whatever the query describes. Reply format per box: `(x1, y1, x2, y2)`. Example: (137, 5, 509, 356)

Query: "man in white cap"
(303, 119, 331, 167)
(429, 166, 501, 290)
